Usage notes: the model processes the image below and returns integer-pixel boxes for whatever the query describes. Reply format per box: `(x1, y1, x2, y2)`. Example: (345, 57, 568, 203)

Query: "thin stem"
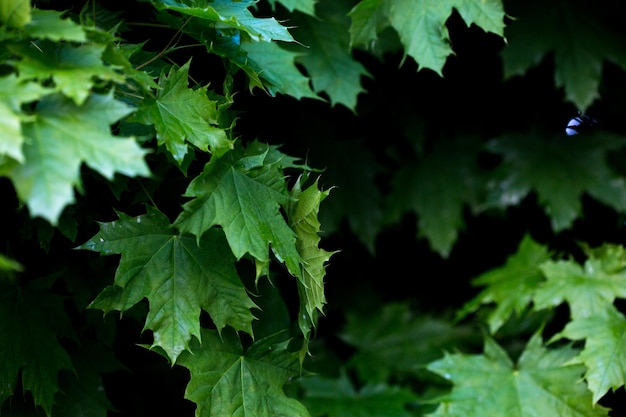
(136, 17, 193, 71)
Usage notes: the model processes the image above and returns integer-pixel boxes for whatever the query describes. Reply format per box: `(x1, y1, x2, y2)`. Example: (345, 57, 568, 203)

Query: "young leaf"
(534, 244, 626, 320)
(3, 92, 150, 225)
(427, 333, 609, 417)
(287, 176, 335, 358)
(556, 305, 626, 403)
(485, 133, 626, 231)
(501, 1, 626, 111)
(177, 329, 309, 417)
(0, 0, 30, 29)
(291, 3, 371, 110)
(134, 60, 233, 163)
(0, 281, 73, 416)
(298, 372, 418, 417)
(458, 234, 551, 333)
(174, 146, 302, 276)
(81, 207, 257, 363)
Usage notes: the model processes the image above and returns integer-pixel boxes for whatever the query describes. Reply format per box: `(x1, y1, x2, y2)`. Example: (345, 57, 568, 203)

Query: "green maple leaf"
(0, 0, 31, 28)
(349, 0, 505, 75)
(177, 329, 309, 417)
(22, 9, 87, 42)
(10, 41, 124, 105)
(341, 303, 479, 382)
(134, 60, 232, 163)
(81, 207, 257, 363)
(2, 92, 150, 225)
(427, 333, 609, 417)
(298, 372, 418, 417)
(486, 133, 626, 231)
(292, 3, 370, 110)
(0, 74, 50, 163)
(150, 0, 294, 43)
(0, 281, 73, 416)
(387, 139, 482, 257)
(556, 305, 626, 403)
(243, 41, 319, 99)
(534, 244, 626, 320)
(501, 2, 626, 111)
(268, 0, 317, 16)
(174, 145, 302, 277)
(458, 234, 551, 333)
(287, 176, 335, 358)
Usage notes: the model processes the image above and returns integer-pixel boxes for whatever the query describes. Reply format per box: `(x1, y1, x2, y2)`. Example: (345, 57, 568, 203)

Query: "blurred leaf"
(299, 372, 418, 417)
(458, 235, 551, 333)
(427, 333, 608, 417)
(485, 133, 626, 231)
(0, 0, 30, 28)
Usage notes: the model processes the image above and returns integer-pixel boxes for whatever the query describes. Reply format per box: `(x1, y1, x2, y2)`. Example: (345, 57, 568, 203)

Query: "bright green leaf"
(174, 145, 302, 276)
(298, 372, 418, 417)
(23, 9, 86, 41)
(0, 281, 73, 416)
(458, 235, 551, 333)
(3, 92, 150, 225)
(287, 176, 335, 359)
(178, 329, 309, 417)
(0, 74, 51, 163)
(81, 207, 257, 363)
(0, 0, 30, 28)
(243, 41, 319, 100)
(150, 0, 294, 43)
(134, 60, 232, 162)
(427, 333, 608, 417)
(10, 41, 123, 105)
(534, 244, 626, 320)
(486, 133, 626, 231)
(557, 305, 626, 403)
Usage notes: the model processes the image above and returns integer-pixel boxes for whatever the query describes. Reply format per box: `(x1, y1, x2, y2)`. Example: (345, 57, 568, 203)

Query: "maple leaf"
(534, 244, 626, 320)
(341, 303, 479, 382)
(298, 372, 418, 417)
(150, 0, 294, 43)
(0, 280, 73, 416)
(349, 0, 505, 75)
(0, 0, 31, 28)
(458, 234, 551, 333)
(0, 74, 50, 163)
(174, 145, 302, 277)
(556, 305, 626, 403)
(243, 41, 319, 100)
(427, 333, 609, 417)
(177, 328, 309, 417)
(22, 9, 87, 42)
(268, 0, 317, 16)
(387, 139, 482, 257)
(81, 207, 257, 363)
(2, 92, 150, 225)
(501, 1, 626, 111)
(134, 60, 232, 163)
(291, 2, 371, 110)
(9, 41, 124, 105)
(286, 176, 335, 358)
(485, 133, 626, 231)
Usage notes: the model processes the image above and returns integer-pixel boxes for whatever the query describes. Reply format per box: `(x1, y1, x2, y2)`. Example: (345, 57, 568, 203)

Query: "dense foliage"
(2, 0, 626, 416)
